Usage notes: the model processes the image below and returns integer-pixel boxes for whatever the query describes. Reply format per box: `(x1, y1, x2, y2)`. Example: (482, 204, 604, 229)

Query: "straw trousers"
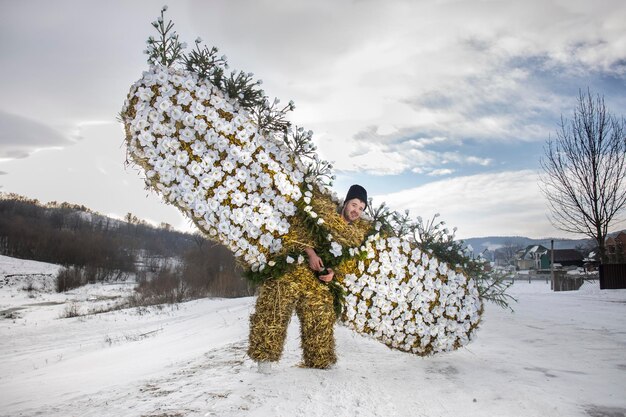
(247, 264, 337, 369)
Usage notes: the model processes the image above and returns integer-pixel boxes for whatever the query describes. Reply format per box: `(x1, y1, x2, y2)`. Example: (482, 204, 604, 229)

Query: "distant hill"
(462, 236, 594, 253)
(463, 229, 626, 256)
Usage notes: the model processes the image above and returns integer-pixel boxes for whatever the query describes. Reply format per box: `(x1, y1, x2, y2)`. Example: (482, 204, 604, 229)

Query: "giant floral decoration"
(120, 6, 485, 356)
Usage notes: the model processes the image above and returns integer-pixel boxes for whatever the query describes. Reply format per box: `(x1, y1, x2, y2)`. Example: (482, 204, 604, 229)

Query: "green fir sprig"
(145, 6, 186, 67)
(183, 38, 228, 80)
(254, 99, 295, 133)
(223, 70, 266, 109)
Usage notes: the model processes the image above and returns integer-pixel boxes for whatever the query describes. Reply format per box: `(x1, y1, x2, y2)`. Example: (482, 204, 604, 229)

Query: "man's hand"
(318, 268, 334, 283)
(304, 247, 324, 272)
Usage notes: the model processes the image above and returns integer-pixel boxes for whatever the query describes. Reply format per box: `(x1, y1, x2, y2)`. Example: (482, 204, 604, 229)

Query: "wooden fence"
(508, 271, 595, 292)
(599, 264, 626, 289)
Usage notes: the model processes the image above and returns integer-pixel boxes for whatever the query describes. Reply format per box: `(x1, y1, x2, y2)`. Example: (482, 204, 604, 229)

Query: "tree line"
(0, 193, 251, 298)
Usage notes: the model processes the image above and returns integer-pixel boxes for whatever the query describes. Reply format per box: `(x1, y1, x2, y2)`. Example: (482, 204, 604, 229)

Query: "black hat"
(345, 184, 368, 208)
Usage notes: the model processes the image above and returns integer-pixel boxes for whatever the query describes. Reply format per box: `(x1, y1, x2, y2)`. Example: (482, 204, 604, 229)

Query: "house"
(545, 249, 584, 268)
(515, 245, 584, 270)
(515, 245, 549, 270)
(606, 231, 626, 263)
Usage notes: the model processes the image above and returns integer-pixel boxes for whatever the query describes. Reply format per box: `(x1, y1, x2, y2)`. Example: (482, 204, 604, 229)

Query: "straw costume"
(248, 186, 369, 369)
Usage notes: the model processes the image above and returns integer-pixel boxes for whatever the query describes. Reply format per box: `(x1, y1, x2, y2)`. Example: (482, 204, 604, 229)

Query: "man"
(305, 184, 368, 282)
(247, 184, 369, 371)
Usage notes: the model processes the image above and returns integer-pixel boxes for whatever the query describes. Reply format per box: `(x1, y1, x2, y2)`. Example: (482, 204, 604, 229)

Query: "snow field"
(0, 255, 625, 417)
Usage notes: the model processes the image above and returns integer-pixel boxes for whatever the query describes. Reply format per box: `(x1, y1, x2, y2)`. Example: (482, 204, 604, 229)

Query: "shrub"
(61, 302, 81, 318)
(56, 266, 86, 292)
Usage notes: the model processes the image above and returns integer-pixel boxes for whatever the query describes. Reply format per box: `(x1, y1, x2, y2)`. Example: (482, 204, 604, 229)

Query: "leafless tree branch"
(539, 89, 626, 263)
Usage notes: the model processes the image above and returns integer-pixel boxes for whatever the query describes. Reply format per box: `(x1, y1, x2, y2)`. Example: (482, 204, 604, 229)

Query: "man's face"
(342, 198, 366, 223)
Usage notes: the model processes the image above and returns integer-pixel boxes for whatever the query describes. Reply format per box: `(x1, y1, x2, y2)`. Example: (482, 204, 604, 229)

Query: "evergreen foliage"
(145, 6, 185, 67)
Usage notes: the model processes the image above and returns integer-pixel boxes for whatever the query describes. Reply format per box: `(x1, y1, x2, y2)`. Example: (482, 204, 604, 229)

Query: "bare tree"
(498, 240, 523, 267)
(540, 89, 626, 263)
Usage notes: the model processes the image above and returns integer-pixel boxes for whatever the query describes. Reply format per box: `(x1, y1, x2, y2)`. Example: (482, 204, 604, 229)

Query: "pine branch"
(145, 6, 186, 67)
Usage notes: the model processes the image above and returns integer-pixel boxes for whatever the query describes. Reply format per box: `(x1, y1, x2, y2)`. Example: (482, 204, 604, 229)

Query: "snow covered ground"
(1, 254, 625, 417)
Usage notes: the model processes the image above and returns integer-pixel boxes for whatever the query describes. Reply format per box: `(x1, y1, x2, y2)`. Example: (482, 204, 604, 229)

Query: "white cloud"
(0, 111, 73, 159)
(427, 169, 454, 177)
(329, 126, 493, 175)
(375, 170, 562, 239)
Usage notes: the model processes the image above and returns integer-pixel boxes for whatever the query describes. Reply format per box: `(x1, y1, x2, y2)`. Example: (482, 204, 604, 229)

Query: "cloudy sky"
(1, 0, 625, 239)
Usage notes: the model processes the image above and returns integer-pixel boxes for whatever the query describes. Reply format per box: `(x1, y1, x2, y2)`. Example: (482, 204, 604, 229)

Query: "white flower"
(179, 178, 193, 191)
(223, 177, 239, 190)
(210, 94, 224, 108)
(138, 131, 154, 147)
(205, 106, 219, 122)
(240, 151, 253, 165)
(330, 242, 342, 257)
(257, 151, 270, 164)
(178, 114, 194, 130)
(180, 127, 195, 142)
(175, 90, 192, 107)
(270, 238, 282, 253)
(259, 233, 273, 249)
(136, 87, 154, 101)
(155, 70, 169, 84)
(297, 255, 305, 264)
(218, 220, 231, 235)
(175, 150, 189, 165)
(250, 212, 263, 228)
(209, 169, 224, 182)
(258, 203, 272, 216)
(232, 168, 248, 182)
(265, 216, 278, 232)
(231, 191, 246, 206)
(190, 140, 206, 156)
(196, 87, 209, 100)
(258, 173, 272, 188)
(215, 136, 228, 152)
(157, 97, 172, 112)
(277, 220, 290, 235)
(194, 118, 208, 133)
(194, 202, 207, 215)
(214, 187, 228, 202)
(286, 256, 295, 264)
(148, 110, 163, 123)
(183, 77, 196, 91)
(283, 202, 296, 216)
(159, 171, 173, 184)
(170, 74, 183, 87)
